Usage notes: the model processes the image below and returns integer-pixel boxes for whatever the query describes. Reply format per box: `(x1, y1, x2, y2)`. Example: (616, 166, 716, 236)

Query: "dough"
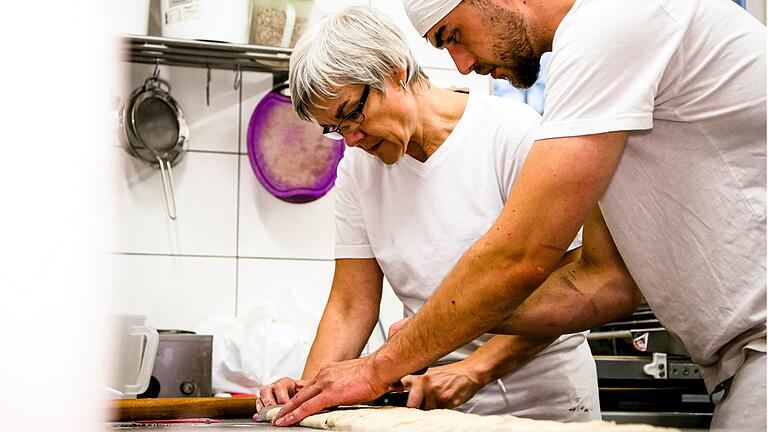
(265, 406, 678, 431)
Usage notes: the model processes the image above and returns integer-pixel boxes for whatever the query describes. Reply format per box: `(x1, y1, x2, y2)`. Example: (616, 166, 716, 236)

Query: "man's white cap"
(403, 0, 462, 36)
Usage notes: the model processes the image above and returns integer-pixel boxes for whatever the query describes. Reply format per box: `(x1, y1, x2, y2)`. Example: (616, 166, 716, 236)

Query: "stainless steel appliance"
(589, 301, 714, 429)
(138, 330, 213, 398)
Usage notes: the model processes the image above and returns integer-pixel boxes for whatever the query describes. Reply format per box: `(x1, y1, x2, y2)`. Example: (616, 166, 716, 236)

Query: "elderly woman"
(256, 6, 600, 421)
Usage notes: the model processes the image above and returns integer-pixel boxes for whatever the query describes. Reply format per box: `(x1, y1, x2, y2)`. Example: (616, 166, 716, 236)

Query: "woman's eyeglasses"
(322, 85, 370, 140)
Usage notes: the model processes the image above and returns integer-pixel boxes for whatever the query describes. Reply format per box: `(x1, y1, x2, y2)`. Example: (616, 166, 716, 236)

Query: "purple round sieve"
(247, 84, 345, 203)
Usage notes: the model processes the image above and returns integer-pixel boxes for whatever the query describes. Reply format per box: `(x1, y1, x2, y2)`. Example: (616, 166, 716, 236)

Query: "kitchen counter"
(105, 417, 710, 432)
(105, 419, 312, 431)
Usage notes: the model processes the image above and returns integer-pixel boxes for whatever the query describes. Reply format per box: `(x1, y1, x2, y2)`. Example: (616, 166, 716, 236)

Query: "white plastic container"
(160, 0, 250, 43)
(107, 315, 159, 399)
(109, 0, 151, 35)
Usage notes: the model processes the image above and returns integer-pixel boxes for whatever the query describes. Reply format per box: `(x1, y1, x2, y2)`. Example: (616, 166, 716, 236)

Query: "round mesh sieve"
(134, 97, 180, 153)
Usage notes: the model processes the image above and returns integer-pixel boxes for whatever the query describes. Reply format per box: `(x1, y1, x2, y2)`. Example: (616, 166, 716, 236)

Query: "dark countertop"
(105, 415, 706, 431)
(105, 419, 313, 431)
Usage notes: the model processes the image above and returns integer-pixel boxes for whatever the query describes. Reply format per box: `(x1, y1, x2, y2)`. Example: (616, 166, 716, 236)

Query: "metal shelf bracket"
(643, 352, 668, 379)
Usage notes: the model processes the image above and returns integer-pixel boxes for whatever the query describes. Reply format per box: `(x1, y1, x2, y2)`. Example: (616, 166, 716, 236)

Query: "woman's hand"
(387, 317, 411, 338)
(401, 362, 486, 410)
(253, 377, 308, 417)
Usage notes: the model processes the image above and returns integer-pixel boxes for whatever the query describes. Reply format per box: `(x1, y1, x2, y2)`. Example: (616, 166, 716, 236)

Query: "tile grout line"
(186, 149, 242, 155)
(234, 73, 243, 318)
(112, 251, 333, 262)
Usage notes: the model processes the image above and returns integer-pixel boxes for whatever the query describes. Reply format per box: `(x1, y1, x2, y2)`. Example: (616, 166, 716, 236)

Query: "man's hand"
(272, 356, 394, 427)
(401, 362, 484, 410)
(253, 377, 307, 418)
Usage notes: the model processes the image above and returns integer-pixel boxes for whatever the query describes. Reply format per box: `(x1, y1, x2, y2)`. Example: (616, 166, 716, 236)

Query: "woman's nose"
(342, 128, 366, 147)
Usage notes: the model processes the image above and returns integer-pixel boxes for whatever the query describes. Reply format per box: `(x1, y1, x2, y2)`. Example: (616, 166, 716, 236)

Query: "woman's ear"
(397, 67, 408, 84)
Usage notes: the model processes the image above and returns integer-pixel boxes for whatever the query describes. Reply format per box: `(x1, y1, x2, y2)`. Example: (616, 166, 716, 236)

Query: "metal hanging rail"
(120, 35, 291, 82)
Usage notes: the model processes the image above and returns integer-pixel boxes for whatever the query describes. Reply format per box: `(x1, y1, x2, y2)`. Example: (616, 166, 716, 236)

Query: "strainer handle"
(157, 157, 178, 220)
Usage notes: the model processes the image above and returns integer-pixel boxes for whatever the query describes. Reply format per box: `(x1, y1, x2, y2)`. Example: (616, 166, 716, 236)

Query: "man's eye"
(447, 34, 458, 44)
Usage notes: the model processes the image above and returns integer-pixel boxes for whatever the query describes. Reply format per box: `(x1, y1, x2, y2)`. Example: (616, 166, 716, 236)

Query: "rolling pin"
(107, 397, 257, 421)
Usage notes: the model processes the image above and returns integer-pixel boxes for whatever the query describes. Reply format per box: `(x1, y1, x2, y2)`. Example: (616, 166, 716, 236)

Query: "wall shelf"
(120, 35, 291, 83)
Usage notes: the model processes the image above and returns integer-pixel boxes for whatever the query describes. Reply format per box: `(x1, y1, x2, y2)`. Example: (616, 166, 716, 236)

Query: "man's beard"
(475, 2, 540, 88)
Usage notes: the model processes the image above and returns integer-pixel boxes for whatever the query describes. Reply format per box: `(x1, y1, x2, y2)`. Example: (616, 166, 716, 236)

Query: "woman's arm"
(256, 258, 383, 413)
(302, 258, 384, 378)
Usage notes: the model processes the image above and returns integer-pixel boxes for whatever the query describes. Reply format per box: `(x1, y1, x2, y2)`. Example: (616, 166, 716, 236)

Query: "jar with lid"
(249, 0, 314, 48)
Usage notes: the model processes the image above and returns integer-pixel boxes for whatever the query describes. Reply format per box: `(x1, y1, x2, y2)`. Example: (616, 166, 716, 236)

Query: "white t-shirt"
(334, 93, 593, 417)
(536, 0, 766, 391)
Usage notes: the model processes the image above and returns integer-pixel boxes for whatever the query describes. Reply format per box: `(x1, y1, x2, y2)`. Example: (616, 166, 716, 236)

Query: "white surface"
(369, 0, 457, 70)
(238, 156, 336, 259)
(746, 0, 766, 24)
(237, 259, 402, 356)
(109, 0, 151, 35)
(307, 0, 369, 28)
(1, 1, 111, 431)
(237, 258, 334, 325)
(424, 67, 490, 94)
(110, 254, 236, 330)
(160, 0, 250, 43)
(378, 278, 404, 337)
(112, 149, 239, 256)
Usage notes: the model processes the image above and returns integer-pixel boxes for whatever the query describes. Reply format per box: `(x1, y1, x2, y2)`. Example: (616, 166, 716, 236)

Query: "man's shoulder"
(467, 93, 541, 129)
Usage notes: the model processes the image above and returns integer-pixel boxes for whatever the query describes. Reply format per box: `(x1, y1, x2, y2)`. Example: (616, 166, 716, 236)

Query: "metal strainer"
(121, 68, 188, 220)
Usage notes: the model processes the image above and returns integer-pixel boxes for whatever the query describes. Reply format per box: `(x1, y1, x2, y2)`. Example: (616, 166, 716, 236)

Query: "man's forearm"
(493, 206, 642, 336)
(372, 240, 554, 383)
(456, 335, 557, 386)
(493, 258, 641, 336)
(370, 134, 627, 385)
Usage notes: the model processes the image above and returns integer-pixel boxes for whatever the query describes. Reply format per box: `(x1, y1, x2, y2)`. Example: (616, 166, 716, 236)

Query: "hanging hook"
(152, 58, 160, 80)
(206, 64, 211, 107)
(233, 65, 242, 91)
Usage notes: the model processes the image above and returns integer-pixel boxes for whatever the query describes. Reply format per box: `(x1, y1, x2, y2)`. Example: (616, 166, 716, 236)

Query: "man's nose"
(446, 45, 476, 75)
(342, 128, 366, 147)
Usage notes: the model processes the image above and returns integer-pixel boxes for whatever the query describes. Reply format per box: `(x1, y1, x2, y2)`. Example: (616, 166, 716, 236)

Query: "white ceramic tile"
(369, 0, 456, 69)
(237, 258, 335, 332)
(424, 67, 491, 95)
(364, 278, 405, 353)
(379, 278, 404, 333)
(239, 71, 284, 154)
(237, 260, 405, 356)
(112, 148, 239, 256)
(109, 254, 236, 330)
(119, 62, 240, 153)
(306, 0, 369, 28)
(238, 156, 336, 259)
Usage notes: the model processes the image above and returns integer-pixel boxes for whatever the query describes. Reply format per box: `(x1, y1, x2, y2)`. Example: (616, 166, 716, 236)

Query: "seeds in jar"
(250, 7, 307, 47)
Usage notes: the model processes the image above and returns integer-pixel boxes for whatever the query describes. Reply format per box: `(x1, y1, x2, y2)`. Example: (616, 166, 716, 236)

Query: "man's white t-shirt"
(334, 93, 595, 418)
(536, 0, 766, 391)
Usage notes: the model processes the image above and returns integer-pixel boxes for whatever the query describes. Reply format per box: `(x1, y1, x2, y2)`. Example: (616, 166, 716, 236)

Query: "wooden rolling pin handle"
(107, 397, 258, 421)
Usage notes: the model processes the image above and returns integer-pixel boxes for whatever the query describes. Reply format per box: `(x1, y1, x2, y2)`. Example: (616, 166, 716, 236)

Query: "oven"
(588, 302, 714, 429)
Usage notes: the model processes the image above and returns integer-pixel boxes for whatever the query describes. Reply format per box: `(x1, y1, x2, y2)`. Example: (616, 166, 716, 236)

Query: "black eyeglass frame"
(322, 85, 370, 139)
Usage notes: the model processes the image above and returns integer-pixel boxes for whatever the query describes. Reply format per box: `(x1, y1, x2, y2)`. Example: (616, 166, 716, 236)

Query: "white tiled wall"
(111, 0, 490, 374)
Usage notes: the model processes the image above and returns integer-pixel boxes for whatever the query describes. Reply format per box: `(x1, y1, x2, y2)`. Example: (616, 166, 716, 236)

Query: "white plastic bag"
(193, 302, 314, 394)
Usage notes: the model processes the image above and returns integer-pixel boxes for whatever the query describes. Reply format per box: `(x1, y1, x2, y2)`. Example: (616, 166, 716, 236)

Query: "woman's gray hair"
(289, 6, 429, 121)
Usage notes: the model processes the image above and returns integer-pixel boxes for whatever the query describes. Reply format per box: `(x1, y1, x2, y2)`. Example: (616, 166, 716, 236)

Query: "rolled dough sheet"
(265, 406, 678, 431)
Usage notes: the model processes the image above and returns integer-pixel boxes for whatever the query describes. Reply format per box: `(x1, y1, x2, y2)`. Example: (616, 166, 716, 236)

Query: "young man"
(273, 1, 765, 428)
